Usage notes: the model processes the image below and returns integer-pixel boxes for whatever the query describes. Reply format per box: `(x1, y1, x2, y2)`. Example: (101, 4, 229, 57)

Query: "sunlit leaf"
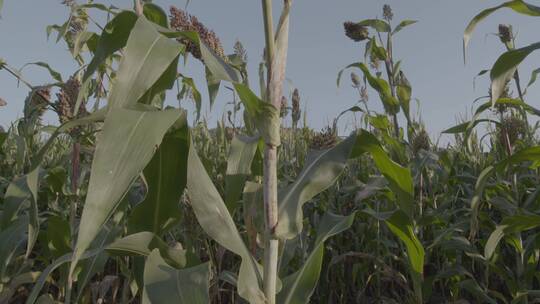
(71, 108, 185, 280)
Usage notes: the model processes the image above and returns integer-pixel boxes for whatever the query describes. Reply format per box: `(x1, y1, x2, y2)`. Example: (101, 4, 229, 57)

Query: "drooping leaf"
(442, 119, 498, 134)
(143, 250, 210, 304)
(225, 135, 260, 213)
(128, 120, 189, 235)
(276, 129, 414, 240)
(489, 42, 540, 104)
(21, 62, 63, 82)
(392, 20, 418, 34)
(71, 108, 184, 280)
(356, 19, 391, 32)
(277, 212, 356, 304)
(107, 232, 186, 269)
(526, 67, 540, 90)
(463, 0, 540, 61)
(186, 144, 265, 304)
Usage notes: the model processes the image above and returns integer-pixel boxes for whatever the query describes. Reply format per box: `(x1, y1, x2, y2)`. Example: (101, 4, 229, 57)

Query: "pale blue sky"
(1, 0, 540, 142)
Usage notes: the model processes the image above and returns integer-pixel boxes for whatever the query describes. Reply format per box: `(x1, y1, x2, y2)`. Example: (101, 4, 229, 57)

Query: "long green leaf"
(463, 0, 540, 62)
(186, 144, 266, 304)
(225, 135, 260, 213)
(392, 20, 418, 34)
(356, 19, 391, 32)
(71, 108, 184, 280)
(489, 42, 540, 104)
(276, 129, 414, 240)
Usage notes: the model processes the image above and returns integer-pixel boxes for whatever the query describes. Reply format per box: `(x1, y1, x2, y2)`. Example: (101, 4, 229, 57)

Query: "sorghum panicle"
(498, 24, 513, 44)
(280, 96, 289, 118)
(234, 40, 248, 63)
(56, 76, 86, 125)
(344, 22, 369, 42)
(383, 4, 394, 22)
(170, 6, 226, 62)
(310, 126, 338, 150)
(411, 129, 430, 153)
(499, 115, 526, 146)
(291, 88, 301, 127)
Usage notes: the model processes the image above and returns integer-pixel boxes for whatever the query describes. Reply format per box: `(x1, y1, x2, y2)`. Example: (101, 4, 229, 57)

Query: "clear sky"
(1, 0, 539, 143)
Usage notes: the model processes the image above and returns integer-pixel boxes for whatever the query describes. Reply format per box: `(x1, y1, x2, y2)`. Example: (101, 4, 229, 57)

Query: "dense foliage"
(1, 0, 540, 303)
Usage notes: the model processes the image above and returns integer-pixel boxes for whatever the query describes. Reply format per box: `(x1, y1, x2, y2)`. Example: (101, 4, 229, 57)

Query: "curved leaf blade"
(186, 144, 266, 304)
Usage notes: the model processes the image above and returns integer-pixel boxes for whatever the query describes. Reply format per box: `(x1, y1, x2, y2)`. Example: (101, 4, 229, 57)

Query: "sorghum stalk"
(261, 0, 280, 303)
(135, 0, 143, 15)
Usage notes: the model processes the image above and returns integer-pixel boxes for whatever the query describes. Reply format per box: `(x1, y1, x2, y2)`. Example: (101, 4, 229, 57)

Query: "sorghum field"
(1, 0, 540, 303)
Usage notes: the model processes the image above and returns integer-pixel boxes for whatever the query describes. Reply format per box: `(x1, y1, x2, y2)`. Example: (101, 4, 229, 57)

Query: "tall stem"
(261, 0, 279, 303)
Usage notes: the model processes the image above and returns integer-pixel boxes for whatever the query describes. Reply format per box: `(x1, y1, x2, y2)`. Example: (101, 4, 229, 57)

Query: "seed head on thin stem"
(291, 88, 301, 127)
(383, 4, 394, 22)
(498, 24, 513, 44)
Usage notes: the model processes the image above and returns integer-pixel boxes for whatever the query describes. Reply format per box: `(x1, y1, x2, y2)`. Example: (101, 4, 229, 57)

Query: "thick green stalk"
(261, 0, 279, 303)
